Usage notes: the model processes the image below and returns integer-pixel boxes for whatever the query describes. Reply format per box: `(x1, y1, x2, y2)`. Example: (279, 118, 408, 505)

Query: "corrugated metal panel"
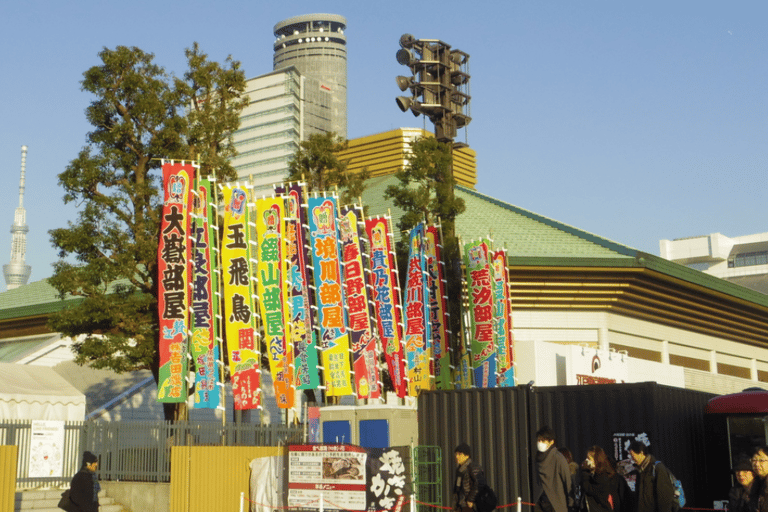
(0, 445, 18, 512)
(170, 445, 285, 512)
(419, 383, 715, 510)
(418, 387, 531, 510)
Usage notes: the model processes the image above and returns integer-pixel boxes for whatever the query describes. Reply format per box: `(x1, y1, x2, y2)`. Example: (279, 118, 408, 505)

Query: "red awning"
(705, 389, 768, 414)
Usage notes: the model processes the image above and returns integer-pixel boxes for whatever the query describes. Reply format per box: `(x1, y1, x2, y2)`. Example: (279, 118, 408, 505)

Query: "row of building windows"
(239, 104, 299, 125)
(235, 142, 297, 161)
(233, 129, 299, 149)
(234, 154, 292, 172)
(235, 118, 299, 137)
(728, 251, 768, 268)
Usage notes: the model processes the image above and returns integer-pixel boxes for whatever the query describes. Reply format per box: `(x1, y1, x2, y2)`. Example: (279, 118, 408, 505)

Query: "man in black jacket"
(454, 443, 487, 512)
(628, 441, 674, 512)
(69, 451, 100, 512)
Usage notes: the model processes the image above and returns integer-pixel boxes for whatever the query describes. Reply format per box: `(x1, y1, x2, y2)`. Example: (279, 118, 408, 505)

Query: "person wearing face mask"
(580, 445, 631, 512)
(727, 459, 756, 512)
(534, 426, 573, 512)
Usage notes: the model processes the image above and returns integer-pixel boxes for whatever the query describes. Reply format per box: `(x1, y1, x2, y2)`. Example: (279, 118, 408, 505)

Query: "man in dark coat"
(628, 441, 674, 512)
(728, 458, 756, 512)
(454, 443, 487, 512)
(69, 451, 100, 512)
(534, 426, 573, 512)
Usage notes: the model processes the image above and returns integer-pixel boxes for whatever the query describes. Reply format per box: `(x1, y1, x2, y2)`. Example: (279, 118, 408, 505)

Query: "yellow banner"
(255, 197, 295, 408)
(221, 185, 261, 410)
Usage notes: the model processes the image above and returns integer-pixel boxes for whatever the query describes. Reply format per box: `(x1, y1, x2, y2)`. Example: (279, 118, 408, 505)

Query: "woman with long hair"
(580, 446, 630, 512)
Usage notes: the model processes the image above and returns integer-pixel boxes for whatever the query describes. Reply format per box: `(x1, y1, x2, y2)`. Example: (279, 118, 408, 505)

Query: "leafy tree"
(384, 136, 466, 355)
(48, 45, 246, 420)
(287, 132, 369, 204)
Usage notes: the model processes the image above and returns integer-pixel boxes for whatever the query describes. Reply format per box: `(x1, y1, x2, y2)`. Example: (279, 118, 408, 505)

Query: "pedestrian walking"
(67, 451, 100, 512)
(727, 459, 756, 512)
(454, 443, 487, 512)
(534, 426, 574, 512)
(580, 445, 631, 512)
(752, 447, 768, 512)
(627, 441, 674, 512)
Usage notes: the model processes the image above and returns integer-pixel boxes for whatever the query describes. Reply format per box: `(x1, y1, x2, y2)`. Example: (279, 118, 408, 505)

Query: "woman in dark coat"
(69, 451, 100, 512)
(728, 459, 756, 512)
(580, 445, 630, 512)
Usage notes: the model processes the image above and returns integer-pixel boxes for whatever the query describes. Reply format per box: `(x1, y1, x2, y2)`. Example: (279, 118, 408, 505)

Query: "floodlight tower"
(4, 145, 32, 289)
(395, 34, 471, 143)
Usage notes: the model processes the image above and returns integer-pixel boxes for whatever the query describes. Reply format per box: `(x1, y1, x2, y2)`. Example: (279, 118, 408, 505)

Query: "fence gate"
(412, 445, 443, 512)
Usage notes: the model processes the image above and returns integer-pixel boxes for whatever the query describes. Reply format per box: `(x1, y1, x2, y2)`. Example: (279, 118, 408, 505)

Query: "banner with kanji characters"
(463, 239, 496, 388)
(365, 217, 406, 398)
(157, 162, 194, 403)
(189, 178, 219, 408)
(255, 197, 294, 409)
(221, 185, 261, 409)
(492, 249, 515, 387)
(308, 196, 353, 396)
(279, 183, 320, 390)
(404, 223, 432, 395)
(425, 226, 452, 390)
(340, 206, 380, 399)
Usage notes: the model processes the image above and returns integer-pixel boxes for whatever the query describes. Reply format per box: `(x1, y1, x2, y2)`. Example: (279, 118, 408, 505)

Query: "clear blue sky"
(1, 0, 766, 290)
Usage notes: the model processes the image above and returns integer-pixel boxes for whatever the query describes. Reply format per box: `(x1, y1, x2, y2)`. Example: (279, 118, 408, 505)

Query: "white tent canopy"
(0, 362, 86, 421)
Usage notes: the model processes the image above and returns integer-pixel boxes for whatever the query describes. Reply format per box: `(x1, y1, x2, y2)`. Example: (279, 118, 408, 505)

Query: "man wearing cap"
(454, 443, 487, 512)
(728, 459, 756, 512)
(69, 451, 100, 512)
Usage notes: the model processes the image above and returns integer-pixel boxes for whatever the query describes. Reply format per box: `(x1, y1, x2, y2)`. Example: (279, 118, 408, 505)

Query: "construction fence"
(0, 419, 303, 489)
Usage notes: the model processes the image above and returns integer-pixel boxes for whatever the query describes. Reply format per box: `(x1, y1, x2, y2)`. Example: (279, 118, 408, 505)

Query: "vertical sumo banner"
(255, 197, 294, 409)
(189, 179, 220, 408)
(404, 223, 432, 395)
(158, 162, 194, 403)
(221, 185, 261, 410)
(340, 206, 380, 399)
(463, 239, 496, 388)
(282, 183, 320, 390)
(365, 217, 406, 398)
(491, 249, 515, 387)
(424, 226, 452, 390)
(308, 196, 353, 396)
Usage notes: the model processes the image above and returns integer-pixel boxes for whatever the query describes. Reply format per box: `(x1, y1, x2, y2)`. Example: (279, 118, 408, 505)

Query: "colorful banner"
(491, 249, 515, 387)
(456, 345, 473, 390)
(463, 239, 496, 388)
(364, 217, 406, 398)
(280, 183, 320, 390)
(425, 226, 452, 390)
(255, 196, 294, 408)
(308, 196, 353, 396)
(404, 223, 432, 395)
(340, 206, 380, 399)
(189, 179, 220, 408)
(158, 162, 194, 403)
(221, 185, 261, 410)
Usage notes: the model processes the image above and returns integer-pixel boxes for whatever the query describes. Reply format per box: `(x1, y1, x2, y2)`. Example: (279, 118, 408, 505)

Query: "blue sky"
(0, 1, 766, 290)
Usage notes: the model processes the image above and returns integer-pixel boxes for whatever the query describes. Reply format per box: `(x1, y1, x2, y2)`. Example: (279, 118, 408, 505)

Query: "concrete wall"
(101, 481, 170, 512)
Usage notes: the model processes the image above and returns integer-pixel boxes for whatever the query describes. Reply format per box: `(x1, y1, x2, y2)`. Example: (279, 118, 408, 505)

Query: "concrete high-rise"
(4, 145, 31, 289)
(273, 14, 347, 138)
(230, 14, 348, 188)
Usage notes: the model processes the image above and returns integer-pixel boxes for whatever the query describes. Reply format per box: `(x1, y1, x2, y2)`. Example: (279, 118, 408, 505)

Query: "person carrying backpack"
(628, 441, 675, 512)
(454, 443, 497, 512)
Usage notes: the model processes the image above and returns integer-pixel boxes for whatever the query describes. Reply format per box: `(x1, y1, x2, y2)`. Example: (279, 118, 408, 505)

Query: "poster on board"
(288, 444, 368, 511)
(28, 420, 65, 478)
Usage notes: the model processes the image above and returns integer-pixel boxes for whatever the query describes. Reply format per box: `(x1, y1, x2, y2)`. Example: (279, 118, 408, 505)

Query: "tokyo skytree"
(3, 145, 31, 289)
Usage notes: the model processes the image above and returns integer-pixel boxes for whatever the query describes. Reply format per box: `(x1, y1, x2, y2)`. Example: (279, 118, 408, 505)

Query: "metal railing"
(1, 420, 303, 488)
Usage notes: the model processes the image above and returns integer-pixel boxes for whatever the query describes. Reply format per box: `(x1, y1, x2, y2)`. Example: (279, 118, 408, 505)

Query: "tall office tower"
(230, 14, 347, 188)
(4, 145, 31, 289)
(273, 14, 347, 138)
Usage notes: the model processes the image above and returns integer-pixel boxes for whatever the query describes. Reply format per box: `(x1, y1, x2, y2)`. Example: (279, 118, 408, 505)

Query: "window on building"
(731, 251, 768, 268)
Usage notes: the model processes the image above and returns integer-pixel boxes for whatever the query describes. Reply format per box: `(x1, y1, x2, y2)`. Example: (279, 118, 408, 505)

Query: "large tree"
(286, 132, 369, 204)
(384, 136, 466, 355)
(48, 45, 246, 420)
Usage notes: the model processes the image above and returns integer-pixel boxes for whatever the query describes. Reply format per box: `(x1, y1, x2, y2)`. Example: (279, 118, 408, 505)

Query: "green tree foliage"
(287, 132, 369, 205)
(384, 136, 466, 354)
(47, 45, 246, 418)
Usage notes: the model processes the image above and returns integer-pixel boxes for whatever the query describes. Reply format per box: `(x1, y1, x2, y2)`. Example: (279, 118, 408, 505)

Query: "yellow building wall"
(170, 445, 285, 512)
(339, 128, 477, 189)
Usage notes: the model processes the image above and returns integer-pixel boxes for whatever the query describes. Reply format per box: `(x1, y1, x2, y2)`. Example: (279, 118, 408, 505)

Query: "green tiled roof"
(361, 175, 636, 260)
(0, 279, 81, 320)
